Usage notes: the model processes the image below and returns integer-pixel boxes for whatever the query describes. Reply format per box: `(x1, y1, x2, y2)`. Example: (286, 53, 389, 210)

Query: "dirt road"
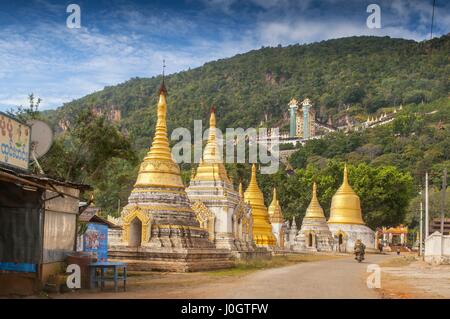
(54, 254, 389, 299)
(182, 254, 388, 298)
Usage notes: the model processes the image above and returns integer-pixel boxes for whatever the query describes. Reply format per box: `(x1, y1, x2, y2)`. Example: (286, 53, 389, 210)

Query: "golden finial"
(159, 59, 167, 95)
(239, 182, 244, 198)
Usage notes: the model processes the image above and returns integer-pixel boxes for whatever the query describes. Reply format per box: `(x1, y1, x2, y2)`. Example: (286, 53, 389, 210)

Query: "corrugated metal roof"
(0, 166, 91, 190)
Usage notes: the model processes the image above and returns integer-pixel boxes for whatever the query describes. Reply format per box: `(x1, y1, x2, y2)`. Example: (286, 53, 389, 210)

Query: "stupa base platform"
(108, 245, 234, 272)
(328, 223, 376, 253)
(292, 219, 334, 253)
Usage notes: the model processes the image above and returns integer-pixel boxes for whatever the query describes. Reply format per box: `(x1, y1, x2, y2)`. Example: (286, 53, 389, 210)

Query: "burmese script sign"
(0, 113, 31, 170)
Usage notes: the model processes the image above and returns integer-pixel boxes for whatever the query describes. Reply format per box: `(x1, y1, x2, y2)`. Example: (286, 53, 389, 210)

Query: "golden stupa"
(110, 79, 235, 271)
(268, 188, 284, 224)
(244, 164, 276, 246)
(192, 107, 231, 183)
(328, 165, 365, 225)
(134, 83, 184, 189)
(305, 182, 326, 219)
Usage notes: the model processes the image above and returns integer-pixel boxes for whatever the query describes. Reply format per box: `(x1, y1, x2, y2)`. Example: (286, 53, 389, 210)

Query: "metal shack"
(0, 167, 90, 295)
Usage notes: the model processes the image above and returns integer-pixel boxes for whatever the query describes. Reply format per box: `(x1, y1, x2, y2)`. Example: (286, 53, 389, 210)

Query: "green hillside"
(34, 34, 450, 229)
(52, 34, 450, 149)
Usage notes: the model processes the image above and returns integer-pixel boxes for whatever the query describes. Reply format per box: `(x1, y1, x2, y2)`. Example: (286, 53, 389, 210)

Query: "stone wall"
(425, 232, 450, 265)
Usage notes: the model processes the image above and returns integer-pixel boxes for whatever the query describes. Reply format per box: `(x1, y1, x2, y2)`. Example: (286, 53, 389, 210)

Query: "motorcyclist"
(354, 239, 366, 261)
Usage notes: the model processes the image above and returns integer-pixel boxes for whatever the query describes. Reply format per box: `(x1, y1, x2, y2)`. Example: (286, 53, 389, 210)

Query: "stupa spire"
(343, 164, 349, 185)
(134, 75, 184, 188)
(192, 107, 231, 183)
(268, 188, 284, 224)
(304, 182, 325, 219)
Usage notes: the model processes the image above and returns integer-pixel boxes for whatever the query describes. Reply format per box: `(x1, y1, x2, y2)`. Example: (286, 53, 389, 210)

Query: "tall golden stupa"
(244, 164, 276, 247)
(328, 165, 365, 225)
(134, 83, 185, 189)
(109, 80, 233, 271)
(327, 165, 375, 252)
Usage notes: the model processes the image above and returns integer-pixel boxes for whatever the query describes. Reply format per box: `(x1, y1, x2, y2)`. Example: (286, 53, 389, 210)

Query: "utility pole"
(441, 169, 447, 257)
(425, 172, 429, 238)
(441, 168, 447, 235)
(419, 199, 423, 257)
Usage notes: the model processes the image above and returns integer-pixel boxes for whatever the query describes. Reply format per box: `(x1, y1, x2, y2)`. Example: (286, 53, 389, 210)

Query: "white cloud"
(1, 0, 449, 111)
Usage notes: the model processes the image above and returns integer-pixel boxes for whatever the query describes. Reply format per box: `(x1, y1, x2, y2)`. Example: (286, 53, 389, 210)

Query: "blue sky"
(0, 0, 449, 111)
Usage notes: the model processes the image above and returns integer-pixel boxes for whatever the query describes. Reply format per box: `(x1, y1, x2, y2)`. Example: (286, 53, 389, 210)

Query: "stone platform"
(109, 246, 234, 272)
(231, 247, 272, 260)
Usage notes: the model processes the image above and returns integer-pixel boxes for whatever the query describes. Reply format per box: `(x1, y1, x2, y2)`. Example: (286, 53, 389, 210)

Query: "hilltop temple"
(186, 108, 257, 257)
(108, 81, 233, 271)
(293, 182, 333, 252)
(327, 165, 375, 252)
(268, 188, 286, 248)
(244, 164, 277, 248)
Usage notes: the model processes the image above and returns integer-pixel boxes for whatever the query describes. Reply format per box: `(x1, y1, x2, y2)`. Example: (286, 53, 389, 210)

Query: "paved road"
(185, 254, 389, 299)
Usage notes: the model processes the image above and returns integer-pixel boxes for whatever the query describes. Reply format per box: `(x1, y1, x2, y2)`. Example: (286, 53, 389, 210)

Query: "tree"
(10, 93, 42, 121)
(254, 160, 414, 229)
(42, 110, 137, 195)
(392, 113, 424, 136)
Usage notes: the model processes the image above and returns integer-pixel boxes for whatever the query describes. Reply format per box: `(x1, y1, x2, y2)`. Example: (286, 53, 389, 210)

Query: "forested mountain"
(34, 34, 449, 230)
(51, 34, 450, 149)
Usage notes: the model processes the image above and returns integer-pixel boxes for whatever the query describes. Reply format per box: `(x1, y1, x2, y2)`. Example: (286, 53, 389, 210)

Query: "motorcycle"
(355, 251, 365, 263)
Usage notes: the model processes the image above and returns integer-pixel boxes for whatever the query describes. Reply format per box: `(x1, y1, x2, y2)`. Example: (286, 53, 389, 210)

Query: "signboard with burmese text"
(0, 112, 31, 170)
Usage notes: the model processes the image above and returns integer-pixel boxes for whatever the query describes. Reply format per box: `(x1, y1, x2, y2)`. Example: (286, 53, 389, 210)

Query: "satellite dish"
(27, 120, 53, 158)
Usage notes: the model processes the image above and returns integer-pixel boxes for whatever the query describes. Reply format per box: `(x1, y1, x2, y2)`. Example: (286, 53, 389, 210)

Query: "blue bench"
(89, 261, 127, 292)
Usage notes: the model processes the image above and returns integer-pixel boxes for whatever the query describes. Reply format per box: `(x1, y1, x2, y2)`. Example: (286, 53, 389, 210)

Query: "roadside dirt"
(379, 254, 450, 299)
